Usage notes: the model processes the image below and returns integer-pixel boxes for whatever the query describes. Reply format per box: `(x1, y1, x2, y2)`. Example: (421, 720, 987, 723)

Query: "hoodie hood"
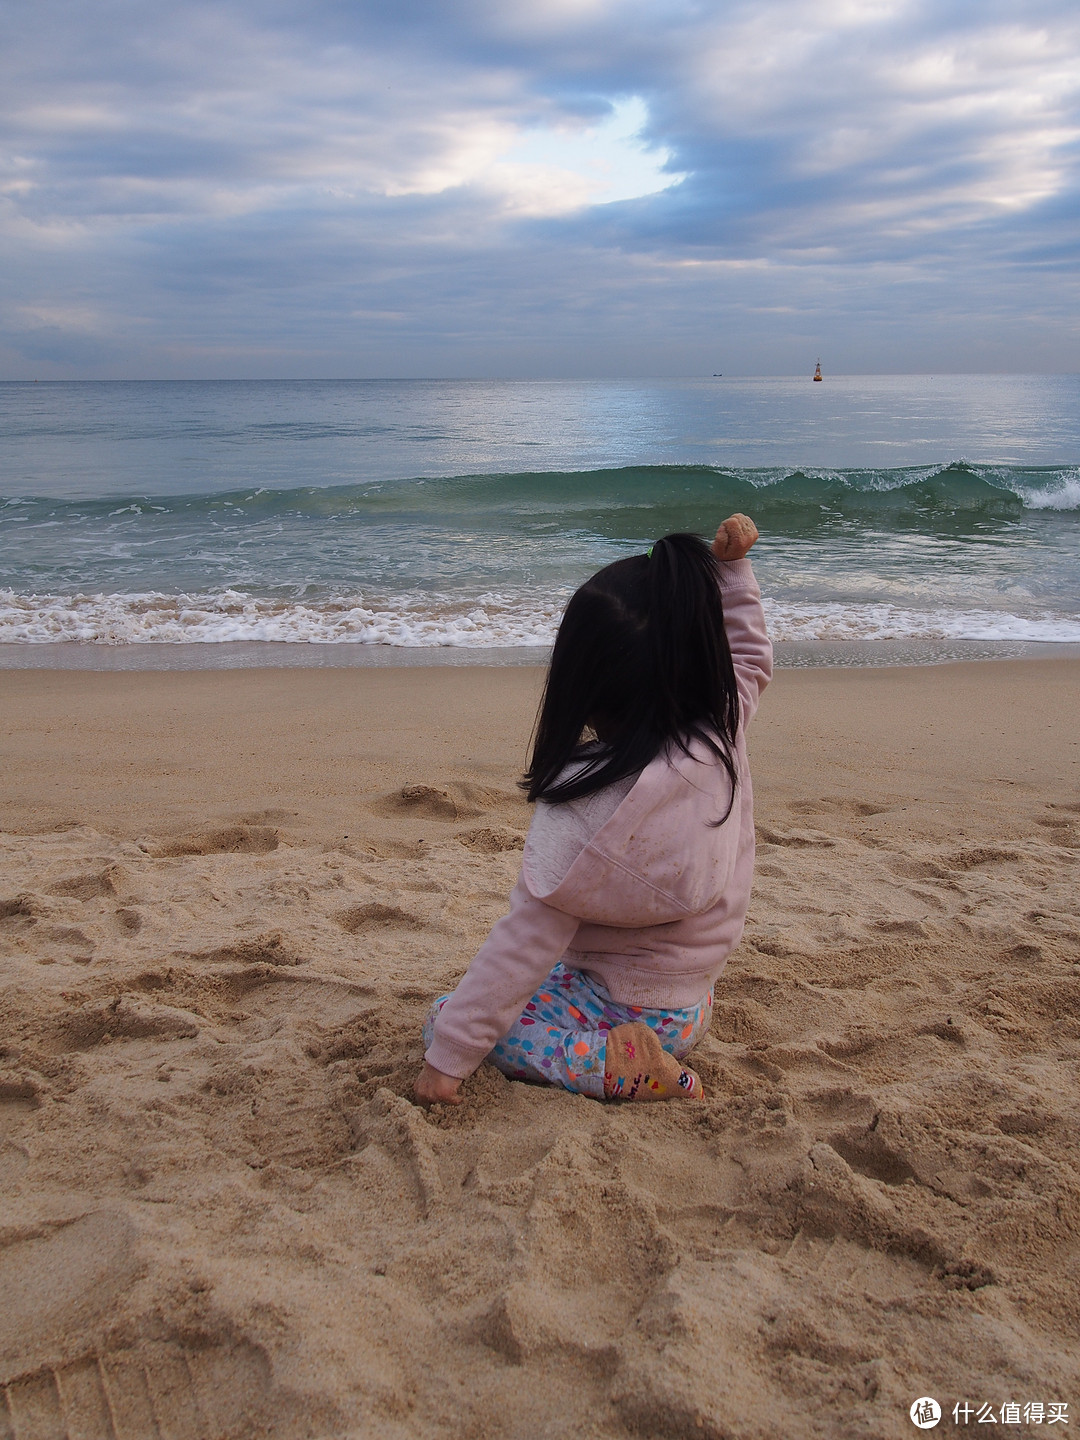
(522, 736, 741, 928)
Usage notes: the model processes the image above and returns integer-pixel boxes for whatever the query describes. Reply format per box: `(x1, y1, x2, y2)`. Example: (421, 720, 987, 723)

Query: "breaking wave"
(3, 461, 1079, 533)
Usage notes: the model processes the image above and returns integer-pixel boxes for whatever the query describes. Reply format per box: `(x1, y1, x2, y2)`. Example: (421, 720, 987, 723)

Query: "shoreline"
(3, 636, 1080, 671)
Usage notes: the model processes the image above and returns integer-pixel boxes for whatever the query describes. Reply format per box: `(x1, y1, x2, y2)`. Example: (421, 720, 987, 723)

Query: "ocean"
(1, 375, 1078, 667)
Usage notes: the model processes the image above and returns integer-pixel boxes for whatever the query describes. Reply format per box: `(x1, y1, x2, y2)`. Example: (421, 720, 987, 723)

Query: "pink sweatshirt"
(426, 557, 773, 1080)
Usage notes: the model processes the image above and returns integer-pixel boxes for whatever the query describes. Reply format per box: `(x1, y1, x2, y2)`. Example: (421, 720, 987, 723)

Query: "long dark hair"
(523, 532, 740, 814)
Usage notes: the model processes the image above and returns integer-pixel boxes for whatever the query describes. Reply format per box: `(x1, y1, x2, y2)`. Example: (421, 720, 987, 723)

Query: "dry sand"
(1, 659, 1078, 1439)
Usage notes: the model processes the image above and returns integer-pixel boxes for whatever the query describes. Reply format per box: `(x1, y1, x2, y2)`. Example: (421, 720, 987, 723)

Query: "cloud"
(0, 0, 1078, 375)
(488, 98, 683, 214)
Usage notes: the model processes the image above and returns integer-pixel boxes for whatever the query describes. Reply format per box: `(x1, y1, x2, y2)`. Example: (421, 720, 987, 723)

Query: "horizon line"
(2, 370, 1079, 384)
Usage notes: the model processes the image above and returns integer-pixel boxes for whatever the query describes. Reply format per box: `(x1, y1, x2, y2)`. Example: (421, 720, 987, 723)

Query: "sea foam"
(3, 588, 1079, 647)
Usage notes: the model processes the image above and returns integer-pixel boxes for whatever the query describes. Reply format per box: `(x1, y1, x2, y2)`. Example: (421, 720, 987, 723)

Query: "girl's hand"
(414, 1062, 464, 1106)
(712, 513, 759, 561)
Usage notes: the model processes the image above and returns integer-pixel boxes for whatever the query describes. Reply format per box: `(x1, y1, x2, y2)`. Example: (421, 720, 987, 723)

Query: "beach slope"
(1, 660, 1078, 1438)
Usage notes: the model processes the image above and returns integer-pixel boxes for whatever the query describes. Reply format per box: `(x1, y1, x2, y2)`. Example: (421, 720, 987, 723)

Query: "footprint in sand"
(193, 931, 304, 967)
(475, 1135, 679, 1362)
(41, 924, 95, 963)
(0, 1212, 138, 1375)
(51, 997, 200, 1053)
(0, 1210, 335, 1440)
(46, 867, 121, 900)
(2, 1341, 333, 1440)
(337, 902, 426, 934)
(375, 781, 511, 823)
(0, 895, 40, 922)
(0, 1080, 39, 1182)
(0, 1077, 38, 1113)
(827, 1126, 919, 1187)
(138, 825, 279, 859)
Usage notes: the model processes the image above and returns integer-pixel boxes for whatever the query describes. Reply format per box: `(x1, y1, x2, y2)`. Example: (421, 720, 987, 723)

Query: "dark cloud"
(1, 0, 1078, 375)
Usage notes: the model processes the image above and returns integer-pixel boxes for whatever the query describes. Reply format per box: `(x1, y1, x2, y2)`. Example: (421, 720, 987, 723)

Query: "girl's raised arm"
(712, 514, 773, 723)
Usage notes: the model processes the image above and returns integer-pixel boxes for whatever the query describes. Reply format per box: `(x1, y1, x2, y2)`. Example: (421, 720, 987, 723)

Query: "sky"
(1, 0, 1079, 379)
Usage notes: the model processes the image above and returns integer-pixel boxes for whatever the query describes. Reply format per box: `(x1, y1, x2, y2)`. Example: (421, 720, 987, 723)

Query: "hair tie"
(646, 545, 654, 558)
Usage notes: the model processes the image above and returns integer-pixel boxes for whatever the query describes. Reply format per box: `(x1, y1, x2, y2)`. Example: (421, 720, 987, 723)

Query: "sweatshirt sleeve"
(425, 871, 582, 1079)
(717, 558, 773, 724)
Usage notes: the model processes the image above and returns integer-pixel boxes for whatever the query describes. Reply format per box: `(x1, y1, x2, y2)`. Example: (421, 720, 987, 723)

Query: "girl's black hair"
(523, 532, 740, 815)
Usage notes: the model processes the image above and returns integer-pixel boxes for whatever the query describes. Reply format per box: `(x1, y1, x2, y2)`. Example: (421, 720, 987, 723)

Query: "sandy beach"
(2, 658, 1078, 1439)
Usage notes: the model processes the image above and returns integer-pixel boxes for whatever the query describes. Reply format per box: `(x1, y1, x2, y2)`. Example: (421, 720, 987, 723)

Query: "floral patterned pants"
(423, 961, 712, 1100)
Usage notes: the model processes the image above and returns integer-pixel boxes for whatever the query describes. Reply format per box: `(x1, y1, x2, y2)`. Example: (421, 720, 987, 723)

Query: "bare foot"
(603, 1021, 705, 1101)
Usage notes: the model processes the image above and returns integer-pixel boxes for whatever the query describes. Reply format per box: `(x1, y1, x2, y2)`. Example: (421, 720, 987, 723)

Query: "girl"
(415, 513, 771, 1106)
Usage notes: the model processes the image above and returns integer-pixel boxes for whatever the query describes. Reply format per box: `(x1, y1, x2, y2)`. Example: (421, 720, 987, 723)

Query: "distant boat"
(813, 360, 823, 382)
